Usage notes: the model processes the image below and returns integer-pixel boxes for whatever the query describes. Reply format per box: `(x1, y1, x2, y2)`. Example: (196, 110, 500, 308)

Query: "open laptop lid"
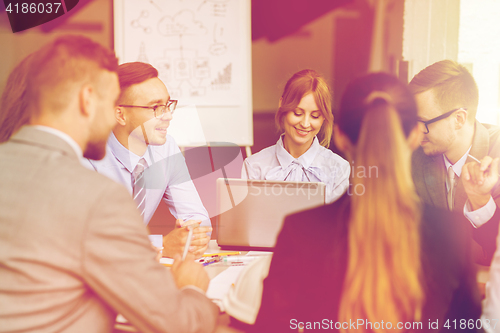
(216, 178, 326, 250)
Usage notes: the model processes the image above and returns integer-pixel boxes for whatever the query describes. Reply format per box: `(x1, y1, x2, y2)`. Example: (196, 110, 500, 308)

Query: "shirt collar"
(275, 135, 321, 169)
(443, 146, 472, 177)
(32, 125, 83, 158)
(108, 132, 152, 173)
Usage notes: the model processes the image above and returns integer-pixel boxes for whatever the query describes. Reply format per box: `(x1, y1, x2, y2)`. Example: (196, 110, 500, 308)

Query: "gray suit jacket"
(412, 121, 500, 261)
(0, 127, 218, 333)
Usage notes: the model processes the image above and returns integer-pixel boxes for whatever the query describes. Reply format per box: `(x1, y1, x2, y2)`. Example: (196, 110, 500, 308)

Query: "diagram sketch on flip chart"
(122, 0, 241, 107)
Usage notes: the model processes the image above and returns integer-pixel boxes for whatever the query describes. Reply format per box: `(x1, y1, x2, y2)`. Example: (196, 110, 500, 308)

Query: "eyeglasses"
(418, 108, 467, 134)
(119, 100, 178, 119)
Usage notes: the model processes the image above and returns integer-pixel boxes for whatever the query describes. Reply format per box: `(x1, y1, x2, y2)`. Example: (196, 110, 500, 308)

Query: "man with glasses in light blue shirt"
(409, 60, 500, 264)
(85, 62, 211, 259)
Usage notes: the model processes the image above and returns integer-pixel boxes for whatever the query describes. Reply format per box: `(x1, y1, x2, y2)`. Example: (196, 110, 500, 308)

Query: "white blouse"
(242, 136, 350, 204)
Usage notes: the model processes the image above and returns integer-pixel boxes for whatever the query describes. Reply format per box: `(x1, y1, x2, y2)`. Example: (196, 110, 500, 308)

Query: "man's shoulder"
(3, 140, 130, 210)
(61, 158, 129, 197)
(475, 122, 500, 156)
(480, 122, 500, 132)
(412, 147, 431, 170)
(482, 122, 500, 142)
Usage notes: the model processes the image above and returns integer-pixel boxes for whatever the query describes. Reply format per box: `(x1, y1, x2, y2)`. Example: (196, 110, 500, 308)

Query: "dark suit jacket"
(0, 127, 218, 333)
(251, 194, 482, 332)
(412, 121, 500, 262)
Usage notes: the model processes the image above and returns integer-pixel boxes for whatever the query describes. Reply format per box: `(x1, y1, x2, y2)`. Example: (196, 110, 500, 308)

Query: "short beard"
(422, 145, 445, 157)
(84, 140, 107, 160)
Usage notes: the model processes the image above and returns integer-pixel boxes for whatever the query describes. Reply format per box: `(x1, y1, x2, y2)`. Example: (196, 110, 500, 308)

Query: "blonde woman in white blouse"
(242, 69, 350, 204)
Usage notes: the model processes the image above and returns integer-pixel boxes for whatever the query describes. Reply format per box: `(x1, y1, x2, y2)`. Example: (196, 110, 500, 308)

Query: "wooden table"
(114, 240, 266, 333)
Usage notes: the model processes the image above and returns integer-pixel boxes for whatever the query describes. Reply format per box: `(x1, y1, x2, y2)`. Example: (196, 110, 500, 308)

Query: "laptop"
(216, 178, 326, 250)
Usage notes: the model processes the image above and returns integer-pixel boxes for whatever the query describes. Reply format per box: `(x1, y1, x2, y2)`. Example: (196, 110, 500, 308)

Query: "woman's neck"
(283, 135, 313, 158)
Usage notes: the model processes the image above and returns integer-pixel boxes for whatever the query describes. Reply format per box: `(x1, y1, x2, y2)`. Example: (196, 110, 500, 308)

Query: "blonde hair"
(337, 73, 423, 332)
(409, 60, 478, 122)
(275, 69, 333, 148)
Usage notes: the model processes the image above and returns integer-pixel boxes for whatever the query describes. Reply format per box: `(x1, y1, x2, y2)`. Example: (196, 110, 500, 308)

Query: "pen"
(202, 261, 218, 267)
(181, 227, 194, 261)
(202, 251, 241, 257)
(467, 154, 500, 177)
(202, 258, 221, 266)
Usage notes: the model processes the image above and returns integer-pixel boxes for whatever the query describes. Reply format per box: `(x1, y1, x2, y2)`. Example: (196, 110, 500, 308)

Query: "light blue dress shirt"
(83, 133, 210, 227)
(242, 136, 350, 204)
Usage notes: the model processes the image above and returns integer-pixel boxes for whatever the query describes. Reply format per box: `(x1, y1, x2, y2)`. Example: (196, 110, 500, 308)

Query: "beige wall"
(402, 0, 500, 125)
(252, 10, 338, 113)
(0, 0, 112, 95)
(0, 1, 406, 116)
(459, 0, 500, 125)
(402, 0, 460, 80)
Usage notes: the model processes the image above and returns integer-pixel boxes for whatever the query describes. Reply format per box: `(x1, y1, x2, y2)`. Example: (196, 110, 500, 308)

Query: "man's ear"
(115, 106, 127, 126)
(333, 124, 350, 153)
(454, 109, 468, 129)
(79, 84, 94, 119)
(408, 124, 424, 151)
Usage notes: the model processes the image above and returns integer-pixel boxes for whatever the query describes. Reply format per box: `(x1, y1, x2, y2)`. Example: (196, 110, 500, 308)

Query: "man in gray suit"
(410, 60, 500, 262)
(0, 36, 218, 332)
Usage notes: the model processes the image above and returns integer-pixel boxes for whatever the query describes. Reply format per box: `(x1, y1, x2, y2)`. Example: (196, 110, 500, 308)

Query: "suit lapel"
(469, 121, 489, 161)
(423, 155, 448, 209)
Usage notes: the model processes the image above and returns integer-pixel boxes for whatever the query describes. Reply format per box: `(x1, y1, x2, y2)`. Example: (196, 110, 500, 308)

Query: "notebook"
(216, 178, 326, 250)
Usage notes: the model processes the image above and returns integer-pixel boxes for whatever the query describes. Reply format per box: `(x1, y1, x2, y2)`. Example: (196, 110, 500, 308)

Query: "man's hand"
(163, 219, 212, 259)
(171, 254, 210, 292)
(462, 156, 499, 210)
(151, 244, 163, 262)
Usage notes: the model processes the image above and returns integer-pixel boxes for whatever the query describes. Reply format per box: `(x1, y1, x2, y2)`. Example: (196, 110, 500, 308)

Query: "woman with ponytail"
(250, 73, 481, 332)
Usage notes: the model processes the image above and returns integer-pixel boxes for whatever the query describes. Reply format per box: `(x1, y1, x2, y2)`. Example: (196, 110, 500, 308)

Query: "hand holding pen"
(171, 251, 210, 291)
(462, 154, 499, 210)
(178, 219, 212, 259)
(171, 224, 210, 291)
(466, 154, 500, 178)
(162, 219, 211, 259)
(181, 227, 194, 261)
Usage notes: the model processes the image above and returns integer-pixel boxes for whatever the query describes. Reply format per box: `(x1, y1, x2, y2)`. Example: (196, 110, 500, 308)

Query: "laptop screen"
(216, 178, 326, 249)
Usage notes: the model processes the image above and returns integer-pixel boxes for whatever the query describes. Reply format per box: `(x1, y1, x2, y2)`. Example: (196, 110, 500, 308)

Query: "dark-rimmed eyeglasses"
(418, 108, 467, 134)
(119, 100, 178, 119)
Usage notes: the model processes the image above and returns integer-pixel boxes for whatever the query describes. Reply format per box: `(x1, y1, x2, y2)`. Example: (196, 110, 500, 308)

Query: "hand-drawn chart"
(117, 0, 245, 107)
(114, 0, 252, 146)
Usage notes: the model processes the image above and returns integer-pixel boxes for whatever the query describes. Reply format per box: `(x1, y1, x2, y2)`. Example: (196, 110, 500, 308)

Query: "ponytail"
(338, 97, 423, 332)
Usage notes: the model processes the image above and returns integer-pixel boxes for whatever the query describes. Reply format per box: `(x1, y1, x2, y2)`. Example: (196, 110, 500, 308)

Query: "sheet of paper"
(159, 258, 174, 265)
(246, 251, 273, 256)
(206, 265, 246, 302)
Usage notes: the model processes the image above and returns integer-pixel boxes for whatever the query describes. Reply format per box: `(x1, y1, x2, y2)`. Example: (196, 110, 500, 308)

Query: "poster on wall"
(116, 0, 246, 107)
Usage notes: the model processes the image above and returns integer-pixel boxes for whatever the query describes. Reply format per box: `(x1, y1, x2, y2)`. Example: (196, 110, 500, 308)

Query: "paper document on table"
(206, 266, 246, 302)
(159, 258, 174, 267)
(246, 251, 273, 256)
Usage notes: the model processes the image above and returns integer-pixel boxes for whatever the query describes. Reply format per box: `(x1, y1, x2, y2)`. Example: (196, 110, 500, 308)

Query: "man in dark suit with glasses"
(410, 59, 500, 263)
